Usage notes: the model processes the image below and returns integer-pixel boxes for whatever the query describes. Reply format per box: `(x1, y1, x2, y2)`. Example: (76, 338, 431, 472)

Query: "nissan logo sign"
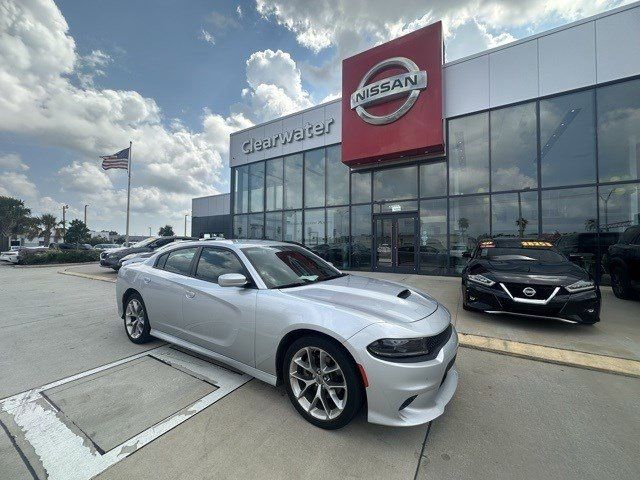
(523, 287, 537, 297)
(350, 57, 427, 125)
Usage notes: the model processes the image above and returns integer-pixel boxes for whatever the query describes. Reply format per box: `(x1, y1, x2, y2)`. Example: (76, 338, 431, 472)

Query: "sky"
(0, 0, 631, 236)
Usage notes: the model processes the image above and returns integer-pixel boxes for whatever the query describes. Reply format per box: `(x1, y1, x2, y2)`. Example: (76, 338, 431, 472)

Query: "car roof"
(149, 238, 297, 254)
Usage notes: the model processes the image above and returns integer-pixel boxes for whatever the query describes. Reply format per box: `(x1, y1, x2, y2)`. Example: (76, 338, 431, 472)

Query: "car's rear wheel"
(124, 293, 152, 343)
(611, 267, 634, 300)
(283, 336, 363, 430)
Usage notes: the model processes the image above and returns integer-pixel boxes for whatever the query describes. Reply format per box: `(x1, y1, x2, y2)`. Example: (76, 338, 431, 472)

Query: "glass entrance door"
(374, 213, 418, 272)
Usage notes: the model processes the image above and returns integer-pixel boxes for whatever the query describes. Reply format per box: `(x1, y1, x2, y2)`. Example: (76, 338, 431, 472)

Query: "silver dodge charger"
(116, 239, 458, 429)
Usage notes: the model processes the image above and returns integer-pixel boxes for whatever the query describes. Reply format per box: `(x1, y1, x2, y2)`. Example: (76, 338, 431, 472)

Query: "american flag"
(100, 147, 130, 170)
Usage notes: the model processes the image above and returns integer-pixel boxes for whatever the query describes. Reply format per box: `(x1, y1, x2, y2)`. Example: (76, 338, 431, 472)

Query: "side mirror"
(462, 251, 471, 258)
(218, 273, 248, 287)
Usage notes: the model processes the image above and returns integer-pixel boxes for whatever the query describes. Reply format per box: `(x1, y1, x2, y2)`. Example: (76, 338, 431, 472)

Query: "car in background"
(119, 240, 190, 267)
(462, 238, 600, 324)
(51, 242, 93, 250)
(0, 250, 19, 263)
(93, 243, 120, 251)
(100, 236, 195, 270)
(608, 225, 640, 300)
(115, 240, 458, 429)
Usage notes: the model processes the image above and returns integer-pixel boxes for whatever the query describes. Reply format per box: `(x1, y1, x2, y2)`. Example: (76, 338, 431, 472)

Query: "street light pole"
(184, 214, 188, 236)
(148, 227, 152, 236)
(84, 204, 89, 226)
(62, 204, 69, 240)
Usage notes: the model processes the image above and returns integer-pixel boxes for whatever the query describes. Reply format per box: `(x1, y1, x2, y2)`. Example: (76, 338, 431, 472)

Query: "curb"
(15, 262, 100, 269)
(58, 270, 116, 283)
(458, 332, 640, 379)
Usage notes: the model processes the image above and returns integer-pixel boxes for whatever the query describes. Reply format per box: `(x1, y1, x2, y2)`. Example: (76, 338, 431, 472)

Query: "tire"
(283, 335, 364, 430)
(123, 293, 152, 344)
(611, 267, 634, 300)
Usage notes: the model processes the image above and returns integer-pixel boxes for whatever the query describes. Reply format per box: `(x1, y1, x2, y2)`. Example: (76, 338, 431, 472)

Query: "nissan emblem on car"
(350, 56, 427, 125)
(523, 287, 536, 297)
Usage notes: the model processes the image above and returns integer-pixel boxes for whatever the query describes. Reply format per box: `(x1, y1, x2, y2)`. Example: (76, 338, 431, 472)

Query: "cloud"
(0, 0, 253, 232)
(236, 5, 243, 18)
(199, 29, 215, 45)
(207, 10, 240, 31)
(0, 153, 29, 171)
(239, 49, 313, 122)
(0, 171, 38, 200)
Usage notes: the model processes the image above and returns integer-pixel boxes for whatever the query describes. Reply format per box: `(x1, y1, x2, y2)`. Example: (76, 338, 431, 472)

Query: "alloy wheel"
(125, 298, 145, 339)
(288, 346, 347, 421)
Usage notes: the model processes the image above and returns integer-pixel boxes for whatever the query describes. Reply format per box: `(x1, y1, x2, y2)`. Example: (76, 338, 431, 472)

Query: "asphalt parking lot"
(1, 263, 639, 479)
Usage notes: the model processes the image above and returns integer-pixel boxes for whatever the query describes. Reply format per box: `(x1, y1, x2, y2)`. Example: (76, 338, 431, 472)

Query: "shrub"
(18, 249, 100, 265)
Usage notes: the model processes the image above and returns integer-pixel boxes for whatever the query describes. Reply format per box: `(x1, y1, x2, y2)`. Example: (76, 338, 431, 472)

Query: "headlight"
(367, 337, 431, 359)
(467, 274, 495, 287)
(565, 280, 595, 293)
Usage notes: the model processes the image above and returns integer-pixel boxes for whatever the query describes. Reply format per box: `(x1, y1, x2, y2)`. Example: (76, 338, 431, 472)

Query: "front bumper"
(346, 323, 459, 427)
(463, 280, 600, 324)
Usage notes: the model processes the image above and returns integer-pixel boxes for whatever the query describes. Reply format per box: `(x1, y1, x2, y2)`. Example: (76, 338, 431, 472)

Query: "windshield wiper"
(315, 273, 349, 283)
(277, 281, 309, 289)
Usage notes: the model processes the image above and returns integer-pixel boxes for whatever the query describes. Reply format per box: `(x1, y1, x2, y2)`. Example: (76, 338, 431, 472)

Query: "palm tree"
(516, 217, 529, 238)
(40, 213, 61, 246)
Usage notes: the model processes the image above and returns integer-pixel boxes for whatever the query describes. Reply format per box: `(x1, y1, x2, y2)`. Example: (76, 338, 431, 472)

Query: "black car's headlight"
(565, 280, 595, 293)
(367, 337, 431, 359)
(467, 274, 495, 287)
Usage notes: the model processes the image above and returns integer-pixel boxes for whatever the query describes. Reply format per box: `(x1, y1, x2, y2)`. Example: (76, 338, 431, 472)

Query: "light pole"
(184, 214, 188, 236)
(84, 204, 89, 226)
(148, 227, 152, 236)
(599, 189, 615, 232)
(62, 204, 69, 240)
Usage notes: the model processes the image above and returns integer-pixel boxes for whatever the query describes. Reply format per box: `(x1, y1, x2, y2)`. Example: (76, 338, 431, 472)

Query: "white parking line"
(0, 346, 251, 480)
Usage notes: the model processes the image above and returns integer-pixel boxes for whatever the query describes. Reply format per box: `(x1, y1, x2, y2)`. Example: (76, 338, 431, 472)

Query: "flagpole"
(125, 141, 132, 245)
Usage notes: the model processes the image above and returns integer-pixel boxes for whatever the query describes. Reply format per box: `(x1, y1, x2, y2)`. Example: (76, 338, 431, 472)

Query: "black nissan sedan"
(461, 238, 600, 324)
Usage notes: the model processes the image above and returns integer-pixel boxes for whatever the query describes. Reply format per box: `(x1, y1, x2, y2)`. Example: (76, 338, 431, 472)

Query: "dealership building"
(192, 2, 640, 279)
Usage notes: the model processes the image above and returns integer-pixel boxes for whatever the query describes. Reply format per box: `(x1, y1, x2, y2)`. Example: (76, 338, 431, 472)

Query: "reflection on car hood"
(470, 259, 588, 284)
(281, 274, 439, 324)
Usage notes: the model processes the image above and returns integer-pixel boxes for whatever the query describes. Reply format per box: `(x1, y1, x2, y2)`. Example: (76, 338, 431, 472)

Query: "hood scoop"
(397, 289, 412, 299)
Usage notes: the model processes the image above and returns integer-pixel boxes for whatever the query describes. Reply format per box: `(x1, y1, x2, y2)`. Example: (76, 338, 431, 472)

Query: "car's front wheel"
(611, 267, 634, 300)
(283, 336, 364, 430)
(124, 293, 152, 343)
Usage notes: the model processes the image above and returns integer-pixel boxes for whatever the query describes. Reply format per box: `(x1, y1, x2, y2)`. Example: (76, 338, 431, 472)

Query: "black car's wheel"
(611, 267, 634, 300)
(283, 335, 364, 430)
(123, 293, 152, 343)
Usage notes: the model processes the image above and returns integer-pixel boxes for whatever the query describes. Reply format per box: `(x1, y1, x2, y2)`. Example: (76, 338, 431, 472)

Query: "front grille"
(502, 282, 557, 301)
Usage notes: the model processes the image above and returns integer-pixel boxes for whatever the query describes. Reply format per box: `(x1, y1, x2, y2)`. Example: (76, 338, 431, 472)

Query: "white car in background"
(119, 240, 191, 267)
(0, 250, 19, 263)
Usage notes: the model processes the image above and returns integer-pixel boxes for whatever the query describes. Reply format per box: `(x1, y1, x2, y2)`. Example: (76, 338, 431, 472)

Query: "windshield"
(478, 247, 567, 263)
(132, 237, 158, 248)
(241, 245, 344, 289)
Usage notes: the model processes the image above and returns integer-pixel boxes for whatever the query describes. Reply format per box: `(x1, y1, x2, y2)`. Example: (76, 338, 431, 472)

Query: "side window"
(156, 253, 169, 269)
(195, 248, 245, 283)
(163, 248, 198, 275)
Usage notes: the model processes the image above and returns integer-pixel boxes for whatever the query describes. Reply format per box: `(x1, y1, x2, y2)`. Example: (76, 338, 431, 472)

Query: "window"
(163, 248, 198, 275)
(155, 253, 169, 269)
(491, 191, 539, 238)
(541, 186, 597, 277)
(241, 245, 342, 289)
(234, 215, 248, 238)
(419, 199, 448, 274)
(449, 195, 490, 272)
(490, 102, 537, 192)
(420, 161, 447, 198)
(304, 208, 325, 252)
(351, 171, 371, 204)
(284, 210, 302, 243)
(540, 90, 596, 188)
(266, 158, 284, 211)
(284, 153, 303, 209)
(265, 211, 283, 240)
(373, 165, 418, 201)
(326, 145, 349, 206)
(234, 165, 249, 214)
(598, 183, 640, 233)
(305, 148, 325, 208)
(195, 248, 245, 283)
(449, 112, 490, 195)
(247, 213, 264, 239)
(249, 162, 264, 213)
(326, 206, 349, 268)
(351, 204, 371, 269)
(597, 79, 640, 183)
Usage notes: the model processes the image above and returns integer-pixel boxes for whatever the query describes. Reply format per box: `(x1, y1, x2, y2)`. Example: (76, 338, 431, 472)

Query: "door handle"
(185, 291, 196, 299)
(142, 277, 151, 284)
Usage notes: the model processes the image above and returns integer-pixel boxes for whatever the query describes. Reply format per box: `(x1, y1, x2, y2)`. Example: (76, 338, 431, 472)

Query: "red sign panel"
(341, 22, 444, 166)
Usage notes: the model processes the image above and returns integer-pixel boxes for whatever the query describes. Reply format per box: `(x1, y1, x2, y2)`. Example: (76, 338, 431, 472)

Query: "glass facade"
(231, 77, 640, 280)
